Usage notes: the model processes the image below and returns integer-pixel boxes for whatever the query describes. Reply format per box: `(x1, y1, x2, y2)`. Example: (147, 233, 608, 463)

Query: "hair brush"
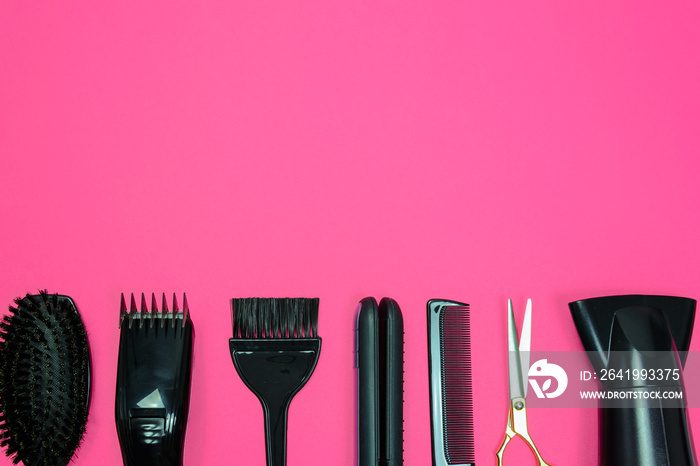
(0, 292, 91, 466)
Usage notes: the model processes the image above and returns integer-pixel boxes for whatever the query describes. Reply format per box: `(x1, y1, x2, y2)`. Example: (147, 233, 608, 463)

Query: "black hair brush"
(230, 298, 322, 466)
(0, 292, 91, 466)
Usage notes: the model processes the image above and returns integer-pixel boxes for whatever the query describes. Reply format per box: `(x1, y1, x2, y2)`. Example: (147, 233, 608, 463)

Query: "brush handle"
(262, 392, 293, 466)
(230, 339, 322, 466)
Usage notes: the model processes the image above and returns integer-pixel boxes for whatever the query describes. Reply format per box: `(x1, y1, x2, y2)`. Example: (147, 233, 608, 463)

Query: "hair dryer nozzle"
(569, 294, 697, 466)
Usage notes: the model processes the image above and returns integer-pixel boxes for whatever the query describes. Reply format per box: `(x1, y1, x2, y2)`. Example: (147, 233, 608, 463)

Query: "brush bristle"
(232, 298, 319, 339)
(0, 292, 90, 466)
(440, 305, 474, 464)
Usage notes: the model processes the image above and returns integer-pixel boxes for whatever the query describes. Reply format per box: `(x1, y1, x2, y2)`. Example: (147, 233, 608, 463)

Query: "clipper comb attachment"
(119, 292, 190, 329)
(116, 293, 194, 466)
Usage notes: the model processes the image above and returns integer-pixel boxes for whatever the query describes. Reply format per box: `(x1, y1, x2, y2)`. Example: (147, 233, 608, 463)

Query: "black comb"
(428, 299, 475, 466)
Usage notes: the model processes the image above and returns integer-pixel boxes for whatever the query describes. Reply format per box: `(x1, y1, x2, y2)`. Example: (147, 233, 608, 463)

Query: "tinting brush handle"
(230, 338, 322, 466)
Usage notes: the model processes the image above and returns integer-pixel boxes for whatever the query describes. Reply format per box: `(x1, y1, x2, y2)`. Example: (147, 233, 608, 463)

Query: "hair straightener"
(356, 297, 404, 466)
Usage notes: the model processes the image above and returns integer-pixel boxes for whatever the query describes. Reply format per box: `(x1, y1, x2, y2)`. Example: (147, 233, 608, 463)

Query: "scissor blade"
(519, 298, 532, 397)
(507, 299, 526, 399)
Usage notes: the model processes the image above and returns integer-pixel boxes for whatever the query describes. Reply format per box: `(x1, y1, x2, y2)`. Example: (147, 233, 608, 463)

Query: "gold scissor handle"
(496, 398, 553, 466)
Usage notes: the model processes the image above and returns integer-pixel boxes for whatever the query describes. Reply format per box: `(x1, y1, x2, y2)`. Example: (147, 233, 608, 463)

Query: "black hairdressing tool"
(115, 293, 194, 466)
(230, 298, 322, 466)
(0, 292, 91, 466)
(356, 297, 404, 466)
(570, 294, 697, 466)
(427, 299, 475, 466)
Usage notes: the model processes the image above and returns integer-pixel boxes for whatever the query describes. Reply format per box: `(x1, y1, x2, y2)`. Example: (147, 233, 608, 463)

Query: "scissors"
(496, 299, 553, 466)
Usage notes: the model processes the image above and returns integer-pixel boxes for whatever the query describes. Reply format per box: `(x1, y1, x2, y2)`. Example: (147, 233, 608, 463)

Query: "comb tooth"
(141, 293, 150, 328)
(172, 293, 179, 328)
(120, 293, 127, 328)
(151, 293, 162, 328)
(139, 293, 147, 328)
(130, 293, 138, 328)
(160, 293, 167, 328)
(182, 293, 189, 328)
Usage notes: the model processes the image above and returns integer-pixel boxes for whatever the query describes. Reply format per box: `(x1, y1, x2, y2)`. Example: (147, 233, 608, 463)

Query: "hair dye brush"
(570, 294, 697, 466)
(115, 293, 194, 466)
(0, 292, 91, 466)
(230, 298, 322, 466)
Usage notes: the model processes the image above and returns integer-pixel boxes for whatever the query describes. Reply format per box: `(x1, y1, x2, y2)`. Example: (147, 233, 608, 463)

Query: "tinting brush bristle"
(232, 297, 319, 339)
(0, 292, 91, 466)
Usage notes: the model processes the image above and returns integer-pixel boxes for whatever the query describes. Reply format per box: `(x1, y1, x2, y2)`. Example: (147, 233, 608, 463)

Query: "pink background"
(2, 2, 700, 465)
